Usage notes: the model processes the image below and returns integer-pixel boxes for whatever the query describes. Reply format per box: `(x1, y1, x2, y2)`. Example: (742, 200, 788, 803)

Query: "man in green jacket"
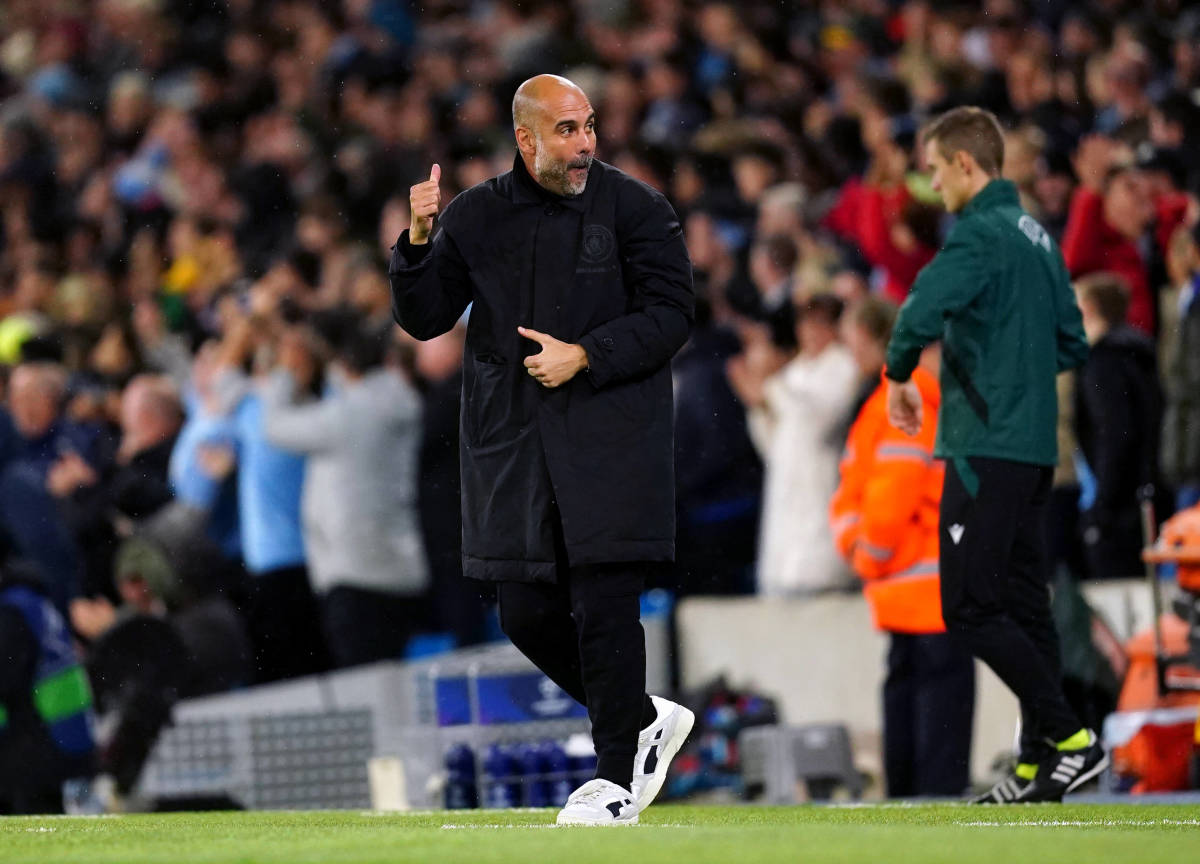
(885, 106, 1106, 803)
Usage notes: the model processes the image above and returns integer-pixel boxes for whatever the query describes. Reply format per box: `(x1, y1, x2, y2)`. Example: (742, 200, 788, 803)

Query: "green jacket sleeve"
(885, 222, 986, 382)
(1052, 259, 1089, 372)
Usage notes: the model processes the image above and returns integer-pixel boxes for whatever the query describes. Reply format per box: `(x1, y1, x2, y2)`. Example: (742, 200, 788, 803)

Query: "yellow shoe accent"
(1015, 762, 1038, 780)
(1056, 728, 1090, 751)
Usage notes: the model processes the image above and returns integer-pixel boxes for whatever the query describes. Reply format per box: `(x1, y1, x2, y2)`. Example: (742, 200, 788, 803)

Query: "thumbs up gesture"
(409, 164, 442, 245)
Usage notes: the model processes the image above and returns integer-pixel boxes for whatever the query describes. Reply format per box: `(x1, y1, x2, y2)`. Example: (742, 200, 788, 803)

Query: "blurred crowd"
(2, 0, 1200, 810)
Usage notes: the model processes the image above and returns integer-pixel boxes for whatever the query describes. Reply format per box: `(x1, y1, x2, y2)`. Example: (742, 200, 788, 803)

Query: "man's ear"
(515, 126, 536, 156)
(954, 149, 974, 176)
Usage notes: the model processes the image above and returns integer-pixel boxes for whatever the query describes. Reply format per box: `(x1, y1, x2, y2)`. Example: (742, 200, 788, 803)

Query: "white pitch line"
(959, 819, 1200, 828)
(17, 813, 124, 820)
(441, 824, 559, 830)
(439, 823, 691, 830)
(359, 808, 554, 818)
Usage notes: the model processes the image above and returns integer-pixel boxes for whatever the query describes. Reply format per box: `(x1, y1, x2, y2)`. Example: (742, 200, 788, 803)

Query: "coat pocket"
(466, 354, 512, 446)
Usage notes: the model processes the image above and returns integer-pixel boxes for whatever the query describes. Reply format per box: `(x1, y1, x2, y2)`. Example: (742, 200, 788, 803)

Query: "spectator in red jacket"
(1061, 137, 1156, 335)
(825, 97, 938, 304)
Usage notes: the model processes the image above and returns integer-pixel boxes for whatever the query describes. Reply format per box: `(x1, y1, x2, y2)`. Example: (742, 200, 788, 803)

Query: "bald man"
(117, 375, 184, 465)
(390, 75, 695, 825)
(8, 362, 69, 443)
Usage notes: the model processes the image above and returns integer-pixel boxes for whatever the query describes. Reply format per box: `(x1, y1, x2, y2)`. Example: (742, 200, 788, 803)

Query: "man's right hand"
(409, 163, 442, 245)
(887, 377, 923, 436)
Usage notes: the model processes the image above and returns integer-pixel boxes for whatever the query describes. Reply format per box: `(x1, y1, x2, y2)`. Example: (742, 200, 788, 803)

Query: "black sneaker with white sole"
(1014, 732, 1109, 803)
(968, 772, 1030, 805)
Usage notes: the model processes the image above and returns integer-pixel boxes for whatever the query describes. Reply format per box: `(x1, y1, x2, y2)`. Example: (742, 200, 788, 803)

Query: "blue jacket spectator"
(168, 345, 243, 560)
(212, 314, 327, 683)
(1, 364, 109, 612)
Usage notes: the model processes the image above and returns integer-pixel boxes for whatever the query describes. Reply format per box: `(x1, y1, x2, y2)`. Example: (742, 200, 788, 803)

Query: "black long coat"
(389, 156, 693, 582)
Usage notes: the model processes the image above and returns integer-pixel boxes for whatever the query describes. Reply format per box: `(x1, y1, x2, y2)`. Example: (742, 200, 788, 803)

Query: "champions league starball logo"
(531, 676, 574, 716)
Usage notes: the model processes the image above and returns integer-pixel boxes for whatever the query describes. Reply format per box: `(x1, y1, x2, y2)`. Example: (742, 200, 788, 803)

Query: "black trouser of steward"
(883, 631, 975, 797)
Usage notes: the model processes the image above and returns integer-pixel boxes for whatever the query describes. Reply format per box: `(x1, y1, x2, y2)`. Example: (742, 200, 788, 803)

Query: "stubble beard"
(534, 136, 592, 197)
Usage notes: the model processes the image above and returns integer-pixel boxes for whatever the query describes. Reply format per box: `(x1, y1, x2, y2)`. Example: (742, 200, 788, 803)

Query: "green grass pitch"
(2, 804, 1198, 864)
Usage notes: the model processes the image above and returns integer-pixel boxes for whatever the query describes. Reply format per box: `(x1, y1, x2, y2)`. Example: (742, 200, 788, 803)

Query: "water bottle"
(443, 743, 478, 809)
(540, 740, 573, 807)
(520, 741, 550, 808)
(564, 732, 598, 788)
(481, 743, 520, 809)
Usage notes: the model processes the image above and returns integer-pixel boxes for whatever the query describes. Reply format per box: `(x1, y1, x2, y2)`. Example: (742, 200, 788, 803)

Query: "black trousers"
(320, 586, 426, 669)
(939, 457, 1081, 756)
(244, 566, 330, 685)
(883, 632, 975, 797)
(497, 519, 656, 790)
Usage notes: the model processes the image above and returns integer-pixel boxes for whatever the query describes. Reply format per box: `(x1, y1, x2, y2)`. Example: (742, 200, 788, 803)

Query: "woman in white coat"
(730, 295, 859, 595)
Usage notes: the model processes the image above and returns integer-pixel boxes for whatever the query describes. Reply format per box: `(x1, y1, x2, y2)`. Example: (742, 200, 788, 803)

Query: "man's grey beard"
(534, 140, 592, 196)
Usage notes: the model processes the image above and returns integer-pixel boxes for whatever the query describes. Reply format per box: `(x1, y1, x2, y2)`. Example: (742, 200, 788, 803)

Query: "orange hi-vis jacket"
(829, 367, 946, 634)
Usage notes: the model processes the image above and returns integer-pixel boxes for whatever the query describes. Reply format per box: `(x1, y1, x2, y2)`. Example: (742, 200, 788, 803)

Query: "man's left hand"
(519, 327, 588, 388)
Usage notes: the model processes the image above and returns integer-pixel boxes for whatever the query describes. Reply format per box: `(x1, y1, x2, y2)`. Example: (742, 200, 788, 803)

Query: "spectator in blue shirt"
(213, 310, 329, 684)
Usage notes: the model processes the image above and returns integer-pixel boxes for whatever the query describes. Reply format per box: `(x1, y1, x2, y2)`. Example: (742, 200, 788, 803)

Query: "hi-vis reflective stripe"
(33, 666, 93, 723)
(858, 539, 892, 562)
(892, 559, 939, 580)
(831, 514, 859, 541)
(876, 444, 932, 464)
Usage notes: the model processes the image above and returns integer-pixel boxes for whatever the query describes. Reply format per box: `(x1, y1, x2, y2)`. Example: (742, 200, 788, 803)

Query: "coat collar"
(510, 152, 594, 212)
(961, 178, 1019, 217)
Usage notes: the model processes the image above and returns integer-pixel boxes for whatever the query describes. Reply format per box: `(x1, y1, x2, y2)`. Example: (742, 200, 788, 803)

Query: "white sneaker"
(555, 779, 638, 826)
(631, 695, 695, 812)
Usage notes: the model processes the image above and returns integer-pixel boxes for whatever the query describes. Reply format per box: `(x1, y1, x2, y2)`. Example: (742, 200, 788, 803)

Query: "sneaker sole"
(1064, 750, 1110, 795)
(969, 787, 1025, 805)
(636, 706, 695, 813)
